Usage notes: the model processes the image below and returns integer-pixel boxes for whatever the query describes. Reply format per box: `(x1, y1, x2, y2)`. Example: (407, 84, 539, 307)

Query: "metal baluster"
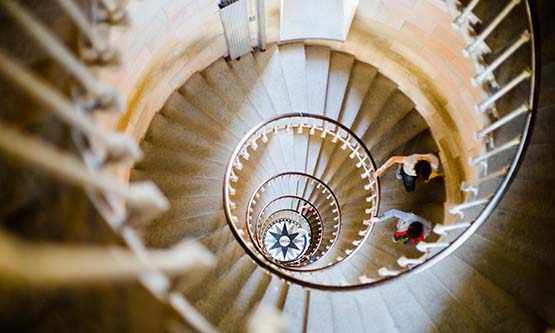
(0, 122, 168, 223)
(433, 222, 472, 236)
(97, 0, 127, 24)
(348, 144, 360, 159)
(55, 0, 117, 63)
(476, 69, 531, 113)
(472, 31, 531, 85)
(378, 267, 402, 277)
(475, 103, 529, 138)
(416, 241, 450, 253)
(0, 0, 120, 109)
(461, 166, 509, 195)
(168, 292, 219, 333)
(0, 50, 138, 161)
(0, 230, 214, 284)
(452, 0, 481, 28)
(297, 117, 304, 133)
(469, 136, 521, 165)
(365, 194, 377, 203)
(358, 275, 375, 283)
(449, 195, 493, 218)
(361, 167, 372, 179)
(356, 155, 368, 168)
(122, 226, 171, 297)
(364, 180, 375, 191)
(320, 124, 331, 138)
(463, 0, 521, 57)
(397, 255, 427, 267)
(331, 129, 341, 143)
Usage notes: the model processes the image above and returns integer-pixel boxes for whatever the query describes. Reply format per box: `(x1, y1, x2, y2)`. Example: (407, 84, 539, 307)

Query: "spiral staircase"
(0, 0, 554, 332)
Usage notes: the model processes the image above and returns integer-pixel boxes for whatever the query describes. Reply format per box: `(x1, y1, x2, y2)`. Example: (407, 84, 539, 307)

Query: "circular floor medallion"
(263, 218, 310, 262)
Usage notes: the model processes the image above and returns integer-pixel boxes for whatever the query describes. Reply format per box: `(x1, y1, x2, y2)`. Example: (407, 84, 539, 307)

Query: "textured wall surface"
(96, 0, 483, 207)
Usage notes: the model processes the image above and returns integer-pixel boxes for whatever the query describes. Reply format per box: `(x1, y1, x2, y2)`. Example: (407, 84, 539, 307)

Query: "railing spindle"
(54, 0, 117, 63)
(449, 195, 493, 218)
(472, 31, 531, 85)
(476, 103, 529, 138)
(463, 0, 521, 57)
(0, 0, 119, 108)
(476, 69, 531, 113)
(452, 0, 481, 28)
(469, 136, 521, 165)
(0, 49, 139, 162)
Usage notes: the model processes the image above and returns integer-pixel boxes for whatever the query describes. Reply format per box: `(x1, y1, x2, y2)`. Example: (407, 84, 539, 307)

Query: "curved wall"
(97, 0, 483, 207)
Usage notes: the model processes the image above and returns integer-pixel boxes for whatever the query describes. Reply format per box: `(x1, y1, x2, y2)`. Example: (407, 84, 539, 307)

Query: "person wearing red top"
(370, 209, 431, 246)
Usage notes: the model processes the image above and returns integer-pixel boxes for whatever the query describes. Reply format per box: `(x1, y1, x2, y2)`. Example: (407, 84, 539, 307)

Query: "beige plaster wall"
(96, 0, 483, 206)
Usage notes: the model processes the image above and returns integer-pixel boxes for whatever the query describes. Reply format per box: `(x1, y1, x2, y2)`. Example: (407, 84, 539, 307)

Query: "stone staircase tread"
(143, 210, 226, 248)
(455, 233, 555, 322)
(371, 110, 430, 163)
(379, 279, 440, 333)
(324, 51, 355, 120)
(279, 43, 308, 113)
(352, 291, 398, 333)
(338, 61, 378, 129)
(305, 45, 331, 116)
(306, 291, 334, 332)
(430, 255, 544, 333)
(363, 91, 416, 149)
(179, 73, 252, 136)
(202, 58, 264, 127)
(406, 270, 488, 333)
(350, 73, 398, 138)
(478, 208, 555, 269)
(253, 44, 292, 115)
(329, 292, 367, 333)
(216, 268, 272, 332)
(228, 52, 277, 119)
(281, 284, 307, 333)
(162, 91, 239, 145)
(144, 114, 232, 163)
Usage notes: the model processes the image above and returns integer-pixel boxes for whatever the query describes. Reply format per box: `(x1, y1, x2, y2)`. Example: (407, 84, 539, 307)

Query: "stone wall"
(97, 0, 483, 207)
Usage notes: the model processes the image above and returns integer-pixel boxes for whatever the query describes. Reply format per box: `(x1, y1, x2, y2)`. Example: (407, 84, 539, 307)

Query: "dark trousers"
(400, 166, 417, 192)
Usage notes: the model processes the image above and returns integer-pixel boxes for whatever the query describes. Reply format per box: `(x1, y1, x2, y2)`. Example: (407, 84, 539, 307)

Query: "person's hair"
(407, 222, 424, 239)
(415, 160, 432, 181)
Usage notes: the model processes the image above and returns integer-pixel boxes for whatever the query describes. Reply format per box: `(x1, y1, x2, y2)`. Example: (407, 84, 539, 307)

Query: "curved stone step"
(337, 61, 378, 128)
(217, 268, 272, 332)
(430, 255, 544, 333)
(362, 90, 415, 149)
(253, 44, 292, 115)
(329, 291, 367, 333)
(306, 45, 331, 116)
(145, 114, 232, 162)
(350, 73, 398, 139)
(202, 58, 264, 127)
(324, 52, 355, 120)
(179, 73, 253, 135)
(379, 279, 440, 333)
(161, 91, 239, 145)
(454, 233, 555, 323)
(229, 52, 279, 118)
(279, 43, 308, 113)
(406, 270, 488, 333)
(281, 284, 307, 333)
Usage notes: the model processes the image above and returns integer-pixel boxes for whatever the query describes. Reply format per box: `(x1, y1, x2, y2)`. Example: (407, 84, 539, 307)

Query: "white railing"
(389, 0, 537, 281)
(249, 174, 339, 266)
(0, 1, 220, 332)
(224, 113, 381, 287)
